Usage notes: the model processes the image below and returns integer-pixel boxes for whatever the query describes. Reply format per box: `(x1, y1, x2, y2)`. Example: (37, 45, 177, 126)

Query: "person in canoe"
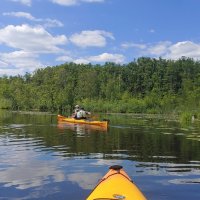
(75, 107, 91, 120)
(71, 104, 80, 118)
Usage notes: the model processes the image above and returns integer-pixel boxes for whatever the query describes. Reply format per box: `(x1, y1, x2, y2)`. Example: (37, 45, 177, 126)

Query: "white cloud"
(166, 41, 200, 60)
(0, 51, 40, 68)
(3, 12, 64, 28)
(51, 0, 78, 5)
(74, 58, 90, 64)
(43, 18, 64, 28)
(0, 51, 43, 76)
(147, 41, 200, 60)
(122, 40, 200, 60)
(56, 55, 73, 62)
(9, 0, 32, 6)
(51, 0, 104, 6)
(0, 68, 23, 76)
(83, 0, 104, 2)
(70, 30, 114, 48)
(88, 53, 125, 63)
(3, 11, 34, 20)
(56, 55, 90, 64)
(0, 24, 67, 53)
(121, 42, 147, 49)
(147, 41, 172, 56)
(57, 52, 125, 64)
(0, 24, 68, 75)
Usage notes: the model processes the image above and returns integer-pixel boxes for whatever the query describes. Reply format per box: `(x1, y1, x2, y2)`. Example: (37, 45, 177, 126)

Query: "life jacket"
(77, 110, 86, 119)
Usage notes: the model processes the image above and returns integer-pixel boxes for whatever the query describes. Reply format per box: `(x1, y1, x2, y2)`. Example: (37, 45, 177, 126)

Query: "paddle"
(88, 114, 110, 123)
(90, 114, 99, 120)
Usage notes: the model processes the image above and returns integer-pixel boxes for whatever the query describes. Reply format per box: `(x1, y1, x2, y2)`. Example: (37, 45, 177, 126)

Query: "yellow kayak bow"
(86, 165, 147, 200)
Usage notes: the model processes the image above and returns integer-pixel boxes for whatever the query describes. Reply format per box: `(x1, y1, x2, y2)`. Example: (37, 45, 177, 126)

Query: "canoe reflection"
(57, 121, 108, 135)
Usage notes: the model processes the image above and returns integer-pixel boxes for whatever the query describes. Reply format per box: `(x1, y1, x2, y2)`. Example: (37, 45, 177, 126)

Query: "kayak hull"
(57, 115, 108, 128)
(86, 165, 147, 200)
(58, 121, 108, 132)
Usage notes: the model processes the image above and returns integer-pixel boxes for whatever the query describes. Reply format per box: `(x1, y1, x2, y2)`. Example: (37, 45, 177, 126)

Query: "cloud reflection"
(67, 172, 101, 189)
(169, 178, 200, 185)
(0, 136, 66, 190)
(0, 157, 65, 189)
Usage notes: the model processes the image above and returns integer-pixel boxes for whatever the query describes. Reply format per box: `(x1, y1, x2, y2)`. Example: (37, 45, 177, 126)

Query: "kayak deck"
(86, 165, 147, 200)
(57, 115, 109, 127)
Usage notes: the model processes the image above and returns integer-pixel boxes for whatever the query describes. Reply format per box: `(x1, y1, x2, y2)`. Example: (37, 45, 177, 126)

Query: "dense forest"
(0, 57, 200, 118)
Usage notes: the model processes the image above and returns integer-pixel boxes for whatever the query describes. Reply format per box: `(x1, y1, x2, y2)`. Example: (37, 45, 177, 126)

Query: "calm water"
(0, 111, 200, 200)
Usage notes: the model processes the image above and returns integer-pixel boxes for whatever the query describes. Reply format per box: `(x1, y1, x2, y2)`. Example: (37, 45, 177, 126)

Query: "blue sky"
(1, 0, 200, 76)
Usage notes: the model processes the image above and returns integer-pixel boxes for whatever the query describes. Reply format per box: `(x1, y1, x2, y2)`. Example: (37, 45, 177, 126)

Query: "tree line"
(0, 57, 200, 117)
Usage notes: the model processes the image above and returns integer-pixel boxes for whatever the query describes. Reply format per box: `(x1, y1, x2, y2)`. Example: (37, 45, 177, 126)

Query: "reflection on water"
(0, 111, 200, 200)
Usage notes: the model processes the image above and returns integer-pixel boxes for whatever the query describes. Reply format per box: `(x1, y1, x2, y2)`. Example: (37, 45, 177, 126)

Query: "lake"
(0, 111, 200, 200)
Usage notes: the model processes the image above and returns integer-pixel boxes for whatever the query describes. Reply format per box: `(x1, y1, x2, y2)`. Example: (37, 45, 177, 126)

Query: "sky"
(1, 0, 200, 76)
